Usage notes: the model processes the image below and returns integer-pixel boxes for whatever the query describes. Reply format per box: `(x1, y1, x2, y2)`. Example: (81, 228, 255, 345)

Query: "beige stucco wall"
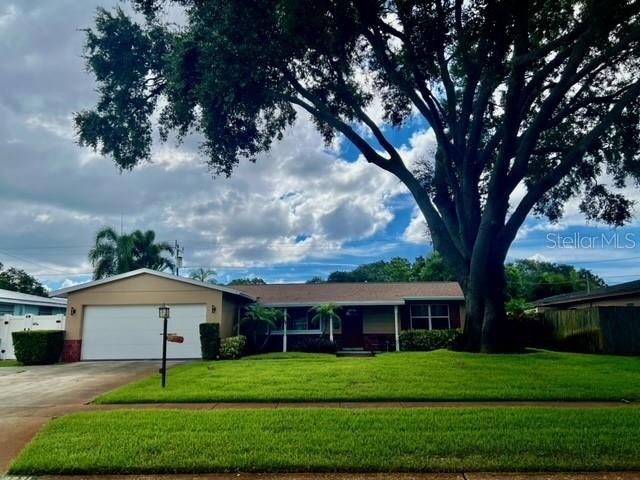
(221, 295, 240, 338)
(363, 305, 396, 334)
(65, 273, 245, 340)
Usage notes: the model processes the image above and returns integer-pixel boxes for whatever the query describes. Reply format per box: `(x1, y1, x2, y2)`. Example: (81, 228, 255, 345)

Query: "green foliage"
(305, 276, 325, 284)
(399, 329, 462, 352)
(198, 323, 220, 360)
(289, 336, 337, 354)
(11, 330, 65, 365)
(189, 268, 217, 284)
(310, 303, 341, 332)
(0, 262, 48, 297)
(410, 253, 457, 282)
(228, 277, 266, 285)
(505, 298, 530, 316)
(506, 259, 606, 302)
(88, 227, 174, 279)
(220, 335, 246, 360)
(326, 254, 454, 283)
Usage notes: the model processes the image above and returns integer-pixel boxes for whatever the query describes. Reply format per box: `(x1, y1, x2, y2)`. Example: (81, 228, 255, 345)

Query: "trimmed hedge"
(199, 323, 220, 360)
(220, 335, 246, 359)
(289, 335, 337, 353)
(399, 329, 462, 352)
(12, 330, 64, 365)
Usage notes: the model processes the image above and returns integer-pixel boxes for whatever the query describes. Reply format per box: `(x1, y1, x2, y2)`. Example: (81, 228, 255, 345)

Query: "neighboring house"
(0, 288, 67, 316)
(51, 268, 465, 362)
(233, 282, 465, 352)
(534, 279, 640, 311)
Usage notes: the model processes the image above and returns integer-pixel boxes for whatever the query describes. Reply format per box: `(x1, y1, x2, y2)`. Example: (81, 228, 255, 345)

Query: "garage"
(50, 269, 255, 362)
(82, 304, 205, 360)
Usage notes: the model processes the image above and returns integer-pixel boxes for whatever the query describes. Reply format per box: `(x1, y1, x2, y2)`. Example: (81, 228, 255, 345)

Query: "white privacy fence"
(0, 314, 65, 360)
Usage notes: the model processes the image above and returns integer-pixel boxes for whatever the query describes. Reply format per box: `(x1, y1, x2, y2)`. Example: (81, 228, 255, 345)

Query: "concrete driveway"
(0, 361, 160, 473)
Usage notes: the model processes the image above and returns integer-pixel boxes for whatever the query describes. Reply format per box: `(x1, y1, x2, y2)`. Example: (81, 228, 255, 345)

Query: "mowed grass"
(96, 350, 640, 403)
(0, 360, 21, 367)
(10, 407, 640, 474)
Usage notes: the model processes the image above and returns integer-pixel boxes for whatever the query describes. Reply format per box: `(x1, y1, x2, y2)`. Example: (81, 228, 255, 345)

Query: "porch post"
(283, 307, 288, 352)
(394, 305, 400, 352)
(329, 315, 334, 342)
(236, 307, 241, 335)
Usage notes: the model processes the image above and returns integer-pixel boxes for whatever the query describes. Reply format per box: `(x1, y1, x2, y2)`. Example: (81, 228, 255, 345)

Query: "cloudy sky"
(1, 1, 640, 291)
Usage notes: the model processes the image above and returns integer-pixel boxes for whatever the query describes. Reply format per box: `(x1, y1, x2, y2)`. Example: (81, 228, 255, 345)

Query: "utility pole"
(174, 240, 184, 276)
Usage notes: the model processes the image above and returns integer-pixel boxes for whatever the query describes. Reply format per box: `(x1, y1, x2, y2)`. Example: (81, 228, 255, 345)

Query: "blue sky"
(1, 1, 640, 292)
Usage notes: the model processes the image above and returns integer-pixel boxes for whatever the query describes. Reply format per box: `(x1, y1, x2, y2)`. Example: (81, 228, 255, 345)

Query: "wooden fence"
(543, 307, 640, 355)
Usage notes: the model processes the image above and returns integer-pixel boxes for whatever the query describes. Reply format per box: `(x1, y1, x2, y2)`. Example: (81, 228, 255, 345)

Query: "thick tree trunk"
(461, 253, 510, 353)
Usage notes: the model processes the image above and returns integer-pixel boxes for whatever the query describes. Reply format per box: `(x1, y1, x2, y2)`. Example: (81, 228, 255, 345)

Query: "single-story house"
(51, 268, 465, 361)
(533, 279, 640, 311)
(232, 282, 464, 352)
(0, 288, 67, 316)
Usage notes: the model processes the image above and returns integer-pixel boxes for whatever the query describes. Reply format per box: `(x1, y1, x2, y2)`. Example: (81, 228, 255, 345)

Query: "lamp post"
(158, 304, 170, 388)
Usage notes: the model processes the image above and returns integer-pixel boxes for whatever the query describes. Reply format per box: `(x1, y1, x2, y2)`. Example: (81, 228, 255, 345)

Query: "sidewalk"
(32, 472, 640, 480)
(85, 400, 636, 410)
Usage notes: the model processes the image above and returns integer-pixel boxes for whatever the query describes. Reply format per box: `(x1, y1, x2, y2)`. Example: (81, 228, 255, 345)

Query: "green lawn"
(0, 360, 21, 367)
(96, 350, 640, 403)
(10, 407, 640, 474)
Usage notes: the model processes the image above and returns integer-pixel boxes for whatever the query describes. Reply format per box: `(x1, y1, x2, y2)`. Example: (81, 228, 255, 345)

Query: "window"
(409, 304, 450, 330)
(0, 304, 13, 316)
(273, 307, 322, 334)
(38, 306, 53, 315)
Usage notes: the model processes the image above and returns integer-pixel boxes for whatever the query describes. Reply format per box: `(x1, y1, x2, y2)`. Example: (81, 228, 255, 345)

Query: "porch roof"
(233, 282, 464, 307)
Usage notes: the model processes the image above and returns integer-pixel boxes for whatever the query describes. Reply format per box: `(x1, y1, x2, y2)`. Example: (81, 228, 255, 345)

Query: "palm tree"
(311, 303, 341, 342)
(88, 227, 174, 279)
(241, 304, 284, 351)
(129, 230, 174, 272)
(189, 267, 217, 284)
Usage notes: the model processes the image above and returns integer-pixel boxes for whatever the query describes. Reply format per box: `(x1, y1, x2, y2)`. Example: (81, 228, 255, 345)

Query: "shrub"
(199, 323, 220, 360)
(399, 329, 462, 352)
(220, 335, 246, 359)
(290, 336, 337, 353)
(12, 330, 64, 365)
(555, 329, 603, 354)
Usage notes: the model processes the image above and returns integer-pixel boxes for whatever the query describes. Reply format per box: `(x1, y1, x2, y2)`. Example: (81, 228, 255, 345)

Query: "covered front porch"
(243, 302, 462, 353)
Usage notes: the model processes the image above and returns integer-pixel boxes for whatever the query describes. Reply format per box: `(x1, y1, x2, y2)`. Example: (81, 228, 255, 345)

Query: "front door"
(341, 307, 364, 348)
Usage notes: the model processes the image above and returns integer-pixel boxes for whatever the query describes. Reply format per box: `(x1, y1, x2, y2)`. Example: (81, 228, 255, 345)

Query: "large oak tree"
(76, 0, 640, 351)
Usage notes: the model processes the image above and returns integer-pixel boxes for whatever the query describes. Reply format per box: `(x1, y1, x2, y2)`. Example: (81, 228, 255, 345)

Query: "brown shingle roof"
(233, 282, 464, 306)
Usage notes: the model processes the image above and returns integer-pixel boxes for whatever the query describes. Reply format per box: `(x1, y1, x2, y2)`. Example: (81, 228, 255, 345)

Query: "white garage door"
(82, 304, 205, 360)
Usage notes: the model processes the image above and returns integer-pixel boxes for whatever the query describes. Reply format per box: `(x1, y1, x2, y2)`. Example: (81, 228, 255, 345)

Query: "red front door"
(341, 307, 364, 348)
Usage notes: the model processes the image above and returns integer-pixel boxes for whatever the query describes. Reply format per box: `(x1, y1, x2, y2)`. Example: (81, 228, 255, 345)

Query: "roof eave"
(49, 268, 256, 301)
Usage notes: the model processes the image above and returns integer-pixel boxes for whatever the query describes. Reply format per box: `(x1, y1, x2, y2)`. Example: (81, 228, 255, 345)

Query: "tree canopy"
(88, 227, 174, 279)
(0, 262, 48, 297)
(189, 267, 217, 284)
(228, 277, 267, 285)
(77, 0, 640, 351)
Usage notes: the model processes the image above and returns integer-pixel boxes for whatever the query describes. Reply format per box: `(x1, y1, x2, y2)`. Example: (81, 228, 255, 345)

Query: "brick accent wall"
(62, 339, 82, 362)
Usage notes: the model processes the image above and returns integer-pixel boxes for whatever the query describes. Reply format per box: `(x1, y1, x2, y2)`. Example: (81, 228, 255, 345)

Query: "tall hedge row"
(12, 330, 65, 365)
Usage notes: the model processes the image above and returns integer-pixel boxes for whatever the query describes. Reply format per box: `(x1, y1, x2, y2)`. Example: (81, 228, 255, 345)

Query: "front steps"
(336, 347, 376, 357)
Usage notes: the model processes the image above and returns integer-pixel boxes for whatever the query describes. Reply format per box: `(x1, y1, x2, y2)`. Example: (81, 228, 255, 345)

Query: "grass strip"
(96, 350, 640, 403)
(0, 360, 21, 367)
(10, 407, 640, 474)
